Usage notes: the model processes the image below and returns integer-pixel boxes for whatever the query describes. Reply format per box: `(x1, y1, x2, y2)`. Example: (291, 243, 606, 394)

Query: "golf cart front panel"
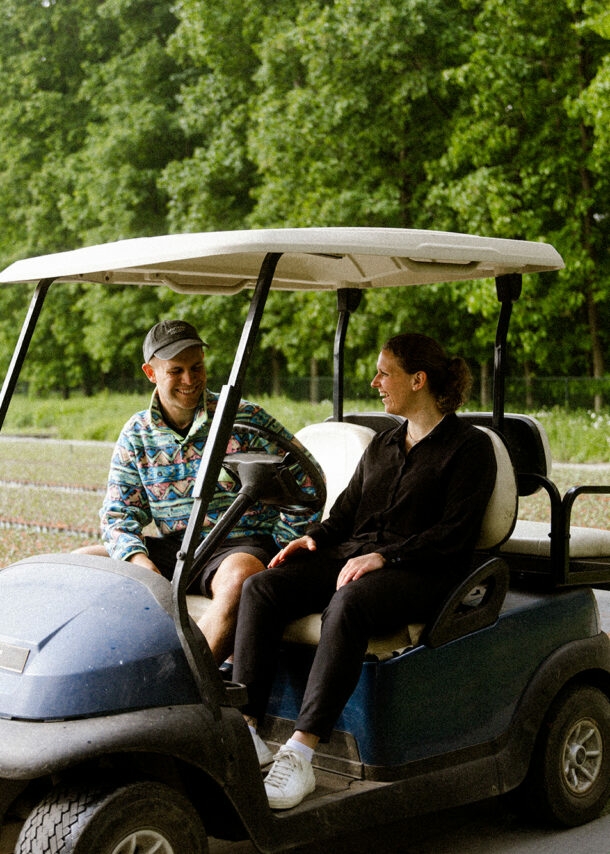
(0, 555, 200, 720)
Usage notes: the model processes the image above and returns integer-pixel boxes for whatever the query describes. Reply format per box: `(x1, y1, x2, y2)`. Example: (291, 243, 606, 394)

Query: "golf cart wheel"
(15, 780, 208, 854)
(526, 684, 610, 826)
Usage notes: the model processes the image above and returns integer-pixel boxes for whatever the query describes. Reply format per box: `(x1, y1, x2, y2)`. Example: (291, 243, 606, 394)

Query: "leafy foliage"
(0, 0, 608, 400)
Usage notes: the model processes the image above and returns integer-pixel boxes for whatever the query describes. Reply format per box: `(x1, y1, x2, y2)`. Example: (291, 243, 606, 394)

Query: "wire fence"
(263, 376, 610, 411)
(497, 377, 610, 410)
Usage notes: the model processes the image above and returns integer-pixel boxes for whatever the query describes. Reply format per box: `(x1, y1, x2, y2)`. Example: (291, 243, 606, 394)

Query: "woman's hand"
(336, 552, 385, 589)
(268, 536, 317, 567)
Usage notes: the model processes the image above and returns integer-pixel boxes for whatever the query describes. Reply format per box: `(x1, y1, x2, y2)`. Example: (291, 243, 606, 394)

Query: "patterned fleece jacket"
(100, 389, 322, 562)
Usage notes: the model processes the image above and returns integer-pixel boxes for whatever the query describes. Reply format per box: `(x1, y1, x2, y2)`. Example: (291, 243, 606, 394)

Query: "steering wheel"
(224, 420, 326, 514)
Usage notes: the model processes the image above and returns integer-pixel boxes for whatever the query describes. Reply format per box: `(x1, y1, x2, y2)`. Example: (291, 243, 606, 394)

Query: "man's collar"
(149, 388, 209, 436)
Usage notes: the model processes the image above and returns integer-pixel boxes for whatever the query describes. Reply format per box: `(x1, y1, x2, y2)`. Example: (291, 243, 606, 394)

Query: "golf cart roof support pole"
(0, 278, 54, 432)
(492, 274, 522, 433)
(333, 288, 363, 422)
(171, 252, 282, 706)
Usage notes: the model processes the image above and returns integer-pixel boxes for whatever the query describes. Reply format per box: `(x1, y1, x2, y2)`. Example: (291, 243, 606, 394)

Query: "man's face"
(143, 344, 206, 426)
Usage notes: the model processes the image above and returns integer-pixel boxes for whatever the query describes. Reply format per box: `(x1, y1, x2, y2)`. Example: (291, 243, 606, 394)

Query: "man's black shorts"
(145, 533, 278, 595)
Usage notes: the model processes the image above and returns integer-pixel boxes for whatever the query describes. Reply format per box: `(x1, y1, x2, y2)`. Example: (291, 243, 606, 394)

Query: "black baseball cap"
(143, 320, 207, 363)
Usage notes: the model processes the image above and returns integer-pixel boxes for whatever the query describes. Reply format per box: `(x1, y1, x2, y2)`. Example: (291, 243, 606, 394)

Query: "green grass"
(2, 391, 152, 442)
(3, 391, 610, 463)
(0, 482, 102, 533)
(0, 438, 113, 487)
(520, 463, 610, 528)
(0, 528, 92, 567)
(534, 408, 610, 464)
(0, 393, 607, 568)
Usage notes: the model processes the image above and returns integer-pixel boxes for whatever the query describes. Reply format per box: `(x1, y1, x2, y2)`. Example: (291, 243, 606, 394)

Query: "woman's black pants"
(232, 550, 450, 740)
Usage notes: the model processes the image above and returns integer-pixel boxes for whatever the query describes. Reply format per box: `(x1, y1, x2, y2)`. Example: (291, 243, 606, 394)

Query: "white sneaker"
(264, 745, 316, 809)
(250, 729, 274, 768)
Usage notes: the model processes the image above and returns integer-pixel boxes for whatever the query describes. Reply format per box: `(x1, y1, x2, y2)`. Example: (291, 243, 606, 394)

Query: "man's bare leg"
(197, 552, 267, 664)
(72, 543, 108, 555)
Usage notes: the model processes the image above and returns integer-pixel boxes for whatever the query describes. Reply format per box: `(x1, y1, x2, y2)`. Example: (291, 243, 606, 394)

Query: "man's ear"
(142, 363, 156, 384)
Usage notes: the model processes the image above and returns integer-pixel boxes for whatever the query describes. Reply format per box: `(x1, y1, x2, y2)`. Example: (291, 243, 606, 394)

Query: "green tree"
(159, 0, 269, 231)
(1, 0, 609, 402)
(58, 0, 184, 244)
(248, 0, 473, 229)
(0, 0, 103, 392)
(245, 0, 485, 385)
(0, 0, 105, 266)
(423, 0, 610, 389)
(0, 0, 190, 396)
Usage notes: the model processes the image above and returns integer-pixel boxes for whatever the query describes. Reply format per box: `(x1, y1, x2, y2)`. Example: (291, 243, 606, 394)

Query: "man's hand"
(128, 552, 162, 575)
(336, 553, 385, 589)
(268, 535, 317, 567)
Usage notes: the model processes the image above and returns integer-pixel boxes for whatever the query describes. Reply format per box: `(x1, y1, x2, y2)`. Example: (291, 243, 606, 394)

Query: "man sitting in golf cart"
(77, 320, 323, 670)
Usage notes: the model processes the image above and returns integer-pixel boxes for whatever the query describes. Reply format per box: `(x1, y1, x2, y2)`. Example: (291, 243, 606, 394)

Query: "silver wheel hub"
(111, 829, 174, 854)
(562, 718, 603, 795)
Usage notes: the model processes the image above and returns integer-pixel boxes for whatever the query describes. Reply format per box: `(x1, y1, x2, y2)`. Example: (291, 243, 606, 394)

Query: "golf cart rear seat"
(459, 413, 610, 586)
(186, 419, 517, 657)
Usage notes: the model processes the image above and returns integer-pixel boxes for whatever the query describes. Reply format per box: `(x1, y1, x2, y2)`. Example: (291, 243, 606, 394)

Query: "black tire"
(15, 780, 208, 854)
(525, 684, 610, 826)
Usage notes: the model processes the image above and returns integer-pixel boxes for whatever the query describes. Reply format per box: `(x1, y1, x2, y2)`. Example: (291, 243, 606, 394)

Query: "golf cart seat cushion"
(282, 613, 426, 656)
(295, 421, 376, 519)
(500, 519, 610, 558)
(184, 594, 423, 657)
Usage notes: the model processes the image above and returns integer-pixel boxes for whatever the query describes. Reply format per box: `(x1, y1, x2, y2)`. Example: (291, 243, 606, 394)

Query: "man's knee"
(213, 553, 266, 597)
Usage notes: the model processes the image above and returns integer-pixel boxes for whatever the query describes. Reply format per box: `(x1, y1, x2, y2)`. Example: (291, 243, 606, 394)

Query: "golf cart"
(0, 228, 609, 853)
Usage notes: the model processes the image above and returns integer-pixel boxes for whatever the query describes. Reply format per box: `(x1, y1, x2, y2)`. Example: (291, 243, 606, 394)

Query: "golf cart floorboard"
(272, 771, 387, 818)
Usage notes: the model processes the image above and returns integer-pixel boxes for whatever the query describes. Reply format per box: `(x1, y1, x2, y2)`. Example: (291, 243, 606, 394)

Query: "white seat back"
(295, 421, 376, 519)
(475, 426, 518, 549)
(296, 422, 517, 544)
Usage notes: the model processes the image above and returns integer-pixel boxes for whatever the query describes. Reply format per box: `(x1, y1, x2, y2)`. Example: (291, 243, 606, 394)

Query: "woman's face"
(371, 349, 419, 417)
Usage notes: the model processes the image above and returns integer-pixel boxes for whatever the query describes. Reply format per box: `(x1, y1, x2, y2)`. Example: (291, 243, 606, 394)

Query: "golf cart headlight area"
(0, 557, 200, 721)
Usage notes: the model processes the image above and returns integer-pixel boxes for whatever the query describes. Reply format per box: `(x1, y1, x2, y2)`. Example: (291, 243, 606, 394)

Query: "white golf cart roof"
(0, 227, 564, 292)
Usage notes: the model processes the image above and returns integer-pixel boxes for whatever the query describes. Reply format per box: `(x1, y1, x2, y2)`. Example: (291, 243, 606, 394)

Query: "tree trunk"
(524, 362, 534, 410)
(271, 351, 282, 397)
(309, 356, 319, 404)
(586, 286, 605, 412)
(480, 362, 490, 409)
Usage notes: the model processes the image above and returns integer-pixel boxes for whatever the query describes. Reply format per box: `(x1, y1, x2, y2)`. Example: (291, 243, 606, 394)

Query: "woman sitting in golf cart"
(233, 332, 497, 809)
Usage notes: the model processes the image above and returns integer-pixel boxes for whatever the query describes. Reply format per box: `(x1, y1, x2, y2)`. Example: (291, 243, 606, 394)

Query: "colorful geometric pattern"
(101, 389, 321, 561)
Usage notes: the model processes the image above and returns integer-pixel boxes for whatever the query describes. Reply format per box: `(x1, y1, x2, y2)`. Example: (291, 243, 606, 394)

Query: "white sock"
(286, 737, 314, 763)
